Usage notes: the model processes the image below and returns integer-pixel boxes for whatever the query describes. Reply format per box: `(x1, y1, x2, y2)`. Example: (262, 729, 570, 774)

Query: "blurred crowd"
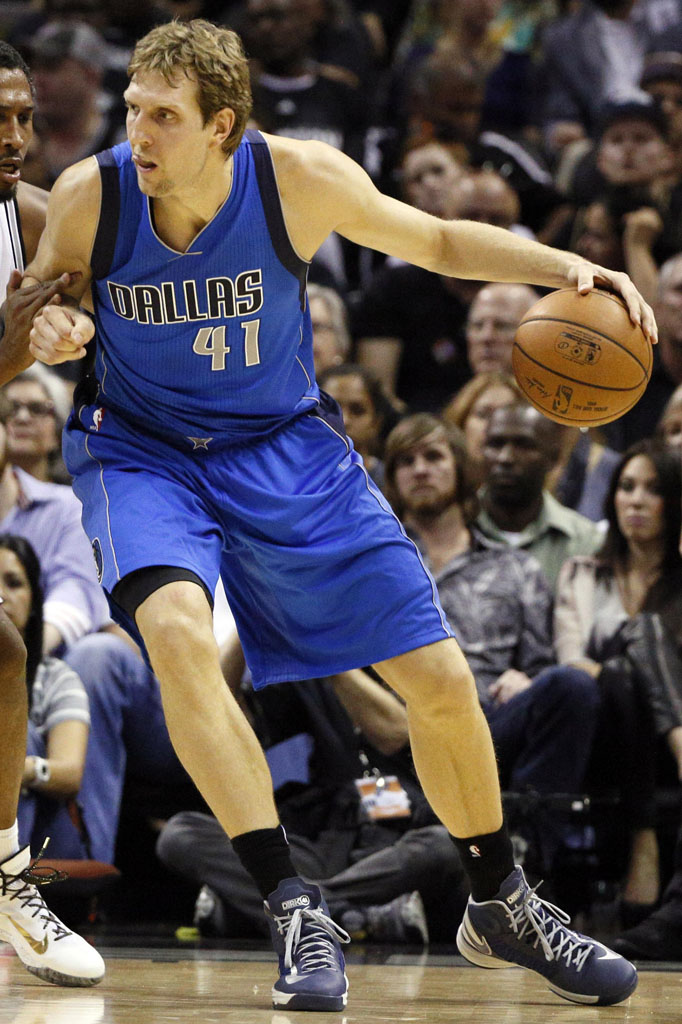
(6, 0, 682, 961)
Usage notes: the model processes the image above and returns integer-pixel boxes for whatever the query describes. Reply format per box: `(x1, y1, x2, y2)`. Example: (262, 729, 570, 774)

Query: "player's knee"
(138, 586, 212, 665)
(405, 661, 479, 717)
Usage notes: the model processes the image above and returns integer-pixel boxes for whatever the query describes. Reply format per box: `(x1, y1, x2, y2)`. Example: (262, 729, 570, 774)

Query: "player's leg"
(135, 580, 280, 838)
(376, 638, 502, 840)
(134, 579, 349, 1012)
(0, 611, 27, 833)
(376, 639, 637, 1007)
(0, 612, 104, 987)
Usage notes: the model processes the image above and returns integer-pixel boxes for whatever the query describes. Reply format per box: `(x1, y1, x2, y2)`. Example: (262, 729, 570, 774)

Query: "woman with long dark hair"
(2, 534, 91, 858)
(555, 440, 682, 920)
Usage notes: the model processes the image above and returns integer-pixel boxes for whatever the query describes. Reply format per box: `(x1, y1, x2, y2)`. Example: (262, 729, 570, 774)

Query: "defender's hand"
(1, 270, 82, 380)
(30, 299, 94, 365)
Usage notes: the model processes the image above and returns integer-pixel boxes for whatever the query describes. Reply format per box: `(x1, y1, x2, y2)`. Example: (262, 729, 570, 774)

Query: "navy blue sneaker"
(264, 878, 350, 1011)
(457, 867, 638, 1005)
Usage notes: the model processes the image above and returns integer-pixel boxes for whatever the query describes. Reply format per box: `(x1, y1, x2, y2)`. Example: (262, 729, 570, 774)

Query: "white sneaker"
(0, 845, 105, 987)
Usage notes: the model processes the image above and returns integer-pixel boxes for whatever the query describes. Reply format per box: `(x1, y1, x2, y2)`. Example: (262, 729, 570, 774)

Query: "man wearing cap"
(27, 20, 125, 189)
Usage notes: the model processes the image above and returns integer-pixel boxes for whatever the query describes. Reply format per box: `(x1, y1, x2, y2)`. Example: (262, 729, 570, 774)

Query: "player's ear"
(212, 106, 236, 149)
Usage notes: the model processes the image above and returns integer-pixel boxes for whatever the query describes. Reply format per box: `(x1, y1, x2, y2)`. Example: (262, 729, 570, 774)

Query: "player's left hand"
(488, 669, 532, 707)
(566, 262, 658, 345)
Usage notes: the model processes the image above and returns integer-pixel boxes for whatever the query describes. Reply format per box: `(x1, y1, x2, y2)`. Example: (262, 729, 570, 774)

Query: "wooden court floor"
(1, 945, 681, 1024)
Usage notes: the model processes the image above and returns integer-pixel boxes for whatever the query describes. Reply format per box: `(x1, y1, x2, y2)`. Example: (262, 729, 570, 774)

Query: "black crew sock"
(231, 825, 298, 899)
(452, 824, 516, 902)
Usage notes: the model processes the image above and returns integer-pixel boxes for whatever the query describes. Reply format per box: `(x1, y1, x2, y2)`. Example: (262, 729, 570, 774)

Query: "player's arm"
(24, 158, 100, 365)
(271, 137, 656, 343)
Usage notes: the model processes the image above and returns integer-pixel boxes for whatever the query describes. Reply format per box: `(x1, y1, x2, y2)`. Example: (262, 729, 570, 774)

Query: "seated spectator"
(319, 363, 401, 490)
(383, 412, 600, 873)
(464, 282, 540, 376)
(641, 39, 682, 182)
(538, 0, 679, 155)
(352, 239, 473, 411)
(474, 403, 603, 589)
(245, 0, 367, 162)
(605, 251, 682, 451)
(566, 98, 679, 271)
(308, 283, 351, 376)
(5, 534, 90, 859)
(656, 381, 682, 451)
(398, 139, 465, 217)
(546, 427, 621, 525)
(22, 21, 126, 190)
(554, 440, 682, 916)
(4, 366, 72, 484)
(0, 397, 109, 655)
(158, 654, 467, 943)
(570, 194, 662, 306)
(442, 371, 522, 489)
(453, 168, 533, 237)
(405, 49, 561, 234)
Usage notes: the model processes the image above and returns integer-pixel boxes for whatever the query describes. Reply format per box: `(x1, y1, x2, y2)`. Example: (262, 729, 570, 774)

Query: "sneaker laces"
(505, 882, 593, 970)
(272, 906, 350, 973)
(0, 841, 71, 942)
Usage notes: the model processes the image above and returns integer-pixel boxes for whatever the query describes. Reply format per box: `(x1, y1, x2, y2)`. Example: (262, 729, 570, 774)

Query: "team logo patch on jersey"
(92, 538, 103, 583)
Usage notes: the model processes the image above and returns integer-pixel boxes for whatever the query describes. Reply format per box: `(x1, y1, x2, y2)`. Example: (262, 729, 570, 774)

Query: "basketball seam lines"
(513, 343, 650, 391)
(516, 316, 651, 376)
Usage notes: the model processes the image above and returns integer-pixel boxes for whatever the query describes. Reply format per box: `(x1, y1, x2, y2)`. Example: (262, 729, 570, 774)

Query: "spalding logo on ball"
(512, 288, 652, 426)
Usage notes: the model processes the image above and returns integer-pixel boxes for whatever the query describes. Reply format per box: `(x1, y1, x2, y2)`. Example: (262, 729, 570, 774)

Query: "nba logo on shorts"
(92, 538, 103, 583)
(92, 407, 105, 431)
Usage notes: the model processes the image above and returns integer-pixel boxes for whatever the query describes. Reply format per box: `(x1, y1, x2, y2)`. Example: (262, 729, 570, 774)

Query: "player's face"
(125, 71, 222, 199)
(0, 68, 34, 202)
(463, 384, 517, 464)
(324, 373, 380, 457)
(393, 432, 459, 517)
(5, 380, 59, 467)
(614, 454, 665, 546)
(0, 548, 31, 637)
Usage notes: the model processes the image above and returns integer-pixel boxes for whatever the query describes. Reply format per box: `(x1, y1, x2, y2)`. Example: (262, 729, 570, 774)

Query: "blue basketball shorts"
(63, 403, 453, 687)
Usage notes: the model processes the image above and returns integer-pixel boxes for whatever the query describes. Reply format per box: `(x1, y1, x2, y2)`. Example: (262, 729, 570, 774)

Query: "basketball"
(512, 288, 652, 426)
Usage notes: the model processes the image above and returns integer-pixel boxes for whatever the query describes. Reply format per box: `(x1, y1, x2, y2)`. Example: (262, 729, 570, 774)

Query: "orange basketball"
(512, 288, 652, 426)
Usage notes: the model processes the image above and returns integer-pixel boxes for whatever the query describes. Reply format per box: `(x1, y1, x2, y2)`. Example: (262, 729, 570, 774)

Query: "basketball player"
(0, 41, 105, 987)
(27, 21, 652, 1011)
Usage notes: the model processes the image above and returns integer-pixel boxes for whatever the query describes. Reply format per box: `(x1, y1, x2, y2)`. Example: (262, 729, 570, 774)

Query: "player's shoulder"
(47, 156, 102, 233)
(53, 155, 101, 195)
(262, 132, 361, 191)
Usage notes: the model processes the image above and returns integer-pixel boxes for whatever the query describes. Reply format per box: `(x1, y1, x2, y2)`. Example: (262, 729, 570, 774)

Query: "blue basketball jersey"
(89, 131, 319, 446)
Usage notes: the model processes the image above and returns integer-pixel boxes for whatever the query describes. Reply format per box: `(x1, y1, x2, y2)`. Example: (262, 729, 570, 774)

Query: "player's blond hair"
(128, 19, 252, 157)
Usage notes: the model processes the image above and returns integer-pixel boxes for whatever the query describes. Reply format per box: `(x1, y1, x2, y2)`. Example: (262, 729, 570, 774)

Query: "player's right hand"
(29, 298, 94, 364)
